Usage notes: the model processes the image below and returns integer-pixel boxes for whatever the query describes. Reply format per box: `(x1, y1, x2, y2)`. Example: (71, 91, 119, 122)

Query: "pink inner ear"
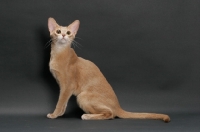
(48, 23, 54, 32)
(48, 18, 58, 32)
(68, 20, 80, 35)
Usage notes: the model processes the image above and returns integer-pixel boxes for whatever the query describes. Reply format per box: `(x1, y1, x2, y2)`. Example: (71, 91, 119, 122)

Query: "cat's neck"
(51, 41, 70, 54)
(50, 42, 78, 64)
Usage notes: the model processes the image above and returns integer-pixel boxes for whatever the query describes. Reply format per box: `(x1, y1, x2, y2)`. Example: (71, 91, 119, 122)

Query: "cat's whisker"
(73, 40, 82, 47)
(72, 43, 80, 49)
(44, 39, 52, 47)
(69, 39, 82, 49)
(75, 37, 83, 40)
(71, 41, 76, 49)
(73, 41, 82, 49)
(71, 40, 77, 49)
(74, 39, 83, 47)
(44, 38, 57, 49)
(44, 42, 51, 49)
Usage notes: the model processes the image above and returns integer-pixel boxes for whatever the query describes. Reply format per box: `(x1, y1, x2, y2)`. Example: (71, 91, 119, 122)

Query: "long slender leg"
(47, 69, 72, 119)
(58, 103, 67, 116)
(47, 89, 72, 119)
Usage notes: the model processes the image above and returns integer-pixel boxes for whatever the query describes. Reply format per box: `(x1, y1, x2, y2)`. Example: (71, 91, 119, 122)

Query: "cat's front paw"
(47, 113, 58, 119)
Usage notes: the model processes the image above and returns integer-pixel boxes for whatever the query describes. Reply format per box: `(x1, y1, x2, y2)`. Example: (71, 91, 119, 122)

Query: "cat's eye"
(66, 31, 71, 35)
(56, 30, 61, 34)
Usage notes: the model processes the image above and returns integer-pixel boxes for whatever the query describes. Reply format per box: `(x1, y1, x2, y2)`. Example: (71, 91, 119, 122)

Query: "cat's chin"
(58, 39, 68, 44)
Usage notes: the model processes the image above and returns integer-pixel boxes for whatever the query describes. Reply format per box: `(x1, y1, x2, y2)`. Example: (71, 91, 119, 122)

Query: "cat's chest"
(49, 57, 61, 71)
(49, 56, 69, 72)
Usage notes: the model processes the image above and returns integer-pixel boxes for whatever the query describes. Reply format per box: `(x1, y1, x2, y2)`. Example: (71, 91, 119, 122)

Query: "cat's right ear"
(48, 17, 59, 33)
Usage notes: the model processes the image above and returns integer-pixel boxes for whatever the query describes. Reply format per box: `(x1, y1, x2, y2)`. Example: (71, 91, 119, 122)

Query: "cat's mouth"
(56, 35, 69, 44)
(59, 38, 68, 43)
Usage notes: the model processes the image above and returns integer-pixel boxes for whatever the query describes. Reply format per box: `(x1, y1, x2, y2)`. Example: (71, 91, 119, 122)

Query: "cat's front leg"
(47, 89, 72, 119)
(58, 103, 67, 116)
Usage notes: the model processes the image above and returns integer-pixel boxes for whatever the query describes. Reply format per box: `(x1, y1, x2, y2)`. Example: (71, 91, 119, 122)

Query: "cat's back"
(76, 56, 108, 82)
(77, 57, 100, 73)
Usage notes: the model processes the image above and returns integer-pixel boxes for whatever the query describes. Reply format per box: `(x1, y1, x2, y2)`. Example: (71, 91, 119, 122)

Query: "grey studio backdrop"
(0, 0, 200, 131)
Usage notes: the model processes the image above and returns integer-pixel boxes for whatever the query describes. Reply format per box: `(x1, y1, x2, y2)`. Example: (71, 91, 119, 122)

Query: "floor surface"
(0, 113, 199, 132)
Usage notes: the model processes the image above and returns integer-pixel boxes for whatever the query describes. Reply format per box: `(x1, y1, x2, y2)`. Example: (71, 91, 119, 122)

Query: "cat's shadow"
(36, 26, 84, 119)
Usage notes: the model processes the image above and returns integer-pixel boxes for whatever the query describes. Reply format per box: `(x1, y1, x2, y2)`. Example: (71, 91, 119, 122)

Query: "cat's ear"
(48, 17, 59, 33)
(68, 20, 80, 36)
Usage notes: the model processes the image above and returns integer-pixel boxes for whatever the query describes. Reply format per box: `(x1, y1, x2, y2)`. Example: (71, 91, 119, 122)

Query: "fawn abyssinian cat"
(47, 17, 170, 122)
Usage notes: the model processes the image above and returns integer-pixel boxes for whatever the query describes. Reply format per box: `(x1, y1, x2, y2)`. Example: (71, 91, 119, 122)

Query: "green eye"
(66, 31, 71, 35)
(56, 30, 61, 34)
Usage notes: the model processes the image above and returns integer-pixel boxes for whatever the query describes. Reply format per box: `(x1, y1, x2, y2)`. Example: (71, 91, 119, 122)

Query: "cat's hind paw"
(81, 114, 90, 120)
(47, 113, 58, 119)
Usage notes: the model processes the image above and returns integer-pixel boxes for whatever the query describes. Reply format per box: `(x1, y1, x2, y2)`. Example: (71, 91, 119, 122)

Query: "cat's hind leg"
(81, 111, 113, 120)
(81, 104, 114, 120)
(77, 92, 114, 120)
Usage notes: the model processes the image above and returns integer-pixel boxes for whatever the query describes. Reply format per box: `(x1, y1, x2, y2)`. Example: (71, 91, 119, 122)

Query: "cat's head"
(48, 17, 80, 45)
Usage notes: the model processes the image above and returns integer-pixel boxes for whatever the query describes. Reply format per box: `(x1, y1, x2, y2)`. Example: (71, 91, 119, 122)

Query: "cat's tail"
(116, 108, 170, 123)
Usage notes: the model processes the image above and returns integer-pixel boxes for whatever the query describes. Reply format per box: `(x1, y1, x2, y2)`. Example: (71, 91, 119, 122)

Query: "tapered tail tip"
(163, 115, 170, 123)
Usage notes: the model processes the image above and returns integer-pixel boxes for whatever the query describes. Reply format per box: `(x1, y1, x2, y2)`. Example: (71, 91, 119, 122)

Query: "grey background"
(0, 0, 200, 131)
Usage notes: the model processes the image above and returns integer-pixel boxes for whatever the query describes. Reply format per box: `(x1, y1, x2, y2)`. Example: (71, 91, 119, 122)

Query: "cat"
(46, 17, 170, 122)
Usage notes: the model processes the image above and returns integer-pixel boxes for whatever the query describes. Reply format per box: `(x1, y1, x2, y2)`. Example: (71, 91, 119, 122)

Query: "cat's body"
(47, 18, 170, 122)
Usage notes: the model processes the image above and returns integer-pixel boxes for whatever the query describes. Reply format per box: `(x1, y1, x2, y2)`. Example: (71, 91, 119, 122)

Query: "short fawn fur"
(47, 18, 170, 122)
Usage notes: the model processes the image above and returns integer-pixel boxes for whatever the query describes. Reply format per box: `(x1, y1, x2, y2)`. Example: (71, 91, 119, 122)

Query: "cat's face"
(51, 26, 73, 44)
(48, 18, 80, 45)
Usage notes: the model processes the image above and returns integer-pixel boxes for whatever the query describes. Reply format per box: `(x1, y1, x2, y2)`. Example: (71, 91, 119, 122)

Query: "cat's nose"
(62, 34, 66, 37)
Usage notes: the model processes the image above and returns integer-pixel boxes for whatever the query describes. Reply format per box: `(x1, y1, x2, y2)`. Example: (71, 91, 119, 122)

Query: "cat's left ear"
(68, 20, 80, 36)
